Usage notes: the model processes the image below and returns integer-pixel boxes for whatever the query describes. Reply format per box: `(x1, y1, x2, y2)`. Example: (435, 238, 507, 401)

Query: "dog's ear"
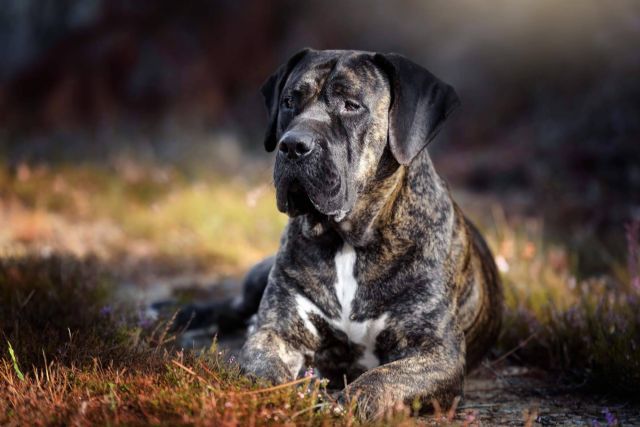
(261, 48, 311, 152)
(374, 53, 460, 165)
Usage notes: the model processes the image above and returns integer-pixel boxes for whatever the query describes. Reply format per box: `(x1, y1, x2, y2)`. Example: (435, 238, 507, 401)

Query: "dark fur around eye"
(344, 100, 361, 112)
(281, 96, 294, 109)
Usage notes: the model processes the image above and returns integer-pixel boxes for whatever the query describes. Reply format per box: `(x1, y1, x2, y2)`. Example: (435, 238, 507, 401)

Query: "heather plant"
(496, 219, 640, 395)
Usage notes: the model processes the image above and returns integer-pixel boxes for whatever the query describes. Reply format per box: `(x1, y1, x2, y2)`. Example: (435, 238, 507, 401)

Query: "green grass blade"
(7, 341, 25, 381)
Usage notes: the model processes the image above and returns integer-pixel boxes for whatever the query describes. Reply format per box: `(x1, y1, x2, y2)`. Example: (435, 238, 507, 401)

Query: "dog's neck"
(312, 148, 452, 248)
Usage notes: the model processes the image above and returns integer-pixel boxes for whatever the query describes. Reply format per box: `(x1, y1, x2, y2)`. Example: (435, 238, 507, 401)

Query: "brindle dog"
(179, 48, 502, 418)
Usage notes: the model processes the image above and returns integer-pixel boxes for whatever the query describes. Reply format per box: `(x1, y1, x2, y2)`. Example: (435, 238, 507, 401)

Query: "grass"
(487, 213, 640, 394)
(0, 161, 287, 275)
(0, 162, 639, 425)
(6, 341, 24, 381)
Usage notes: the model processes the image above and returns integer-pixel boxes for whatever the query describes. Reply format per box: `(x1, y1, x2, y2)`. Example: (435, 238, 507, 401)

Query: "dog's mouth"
(274, 163, 350, 220)
(279, 180, 318, 217)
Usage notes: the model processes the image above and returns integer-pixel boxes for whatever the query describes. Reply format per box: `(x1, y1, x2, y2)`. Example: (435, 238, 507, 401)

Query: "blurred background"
(2, 2, 640, 416)
(0, 0, 639, 278)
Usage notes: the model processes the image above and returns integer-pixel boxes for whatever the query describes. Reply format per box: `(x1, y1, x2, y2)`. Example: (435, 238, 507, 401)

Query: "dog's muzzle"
(275, 131, 320, 217)
(274, 130, 349, 220)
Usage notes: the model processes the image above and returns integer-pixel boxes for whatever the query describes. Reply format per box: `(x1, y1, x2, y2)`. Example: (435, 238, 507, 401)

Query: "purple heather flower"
(602, 407, 618, 426)
(136, 308, 154, 329)
(137, 317, 153, 329)
(99, 305, 112, 316)
(626, 220, 640, 292)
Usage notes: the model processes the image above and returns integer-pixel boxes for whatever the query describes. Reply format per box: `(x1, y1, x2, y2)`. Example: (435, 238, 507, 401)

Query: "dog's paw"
(238, 355, 296, 386)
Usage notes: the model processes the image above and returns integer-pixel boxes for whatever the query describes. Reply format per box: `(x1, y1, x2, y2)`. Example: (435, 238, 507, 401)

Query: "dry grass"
(1, 162, 638, 425)
(0, 162, 287, 275)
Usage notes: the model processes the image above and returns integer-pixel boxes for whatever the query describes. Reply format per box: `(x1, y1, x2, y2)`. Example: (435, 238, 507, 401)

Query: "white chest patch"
(295, 244, 388, 369)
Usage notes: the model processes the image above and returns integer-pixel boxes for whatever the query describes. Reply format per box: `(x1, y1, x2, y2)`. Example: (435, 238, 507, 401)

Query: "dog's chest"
(295, 244, 388, 370)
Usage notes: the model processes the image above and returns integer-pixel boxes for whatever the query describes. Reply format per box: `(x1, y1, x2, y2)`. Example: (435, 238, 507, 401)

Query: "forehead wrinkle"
(324, 54, 361, 83)
(328, 79, 362, 98)
(286, 57, 337, 94)
(327, 55, 388, 98)
(356, 58, 389, 93)
(293, 81, 313, 94)
(360, 62, 380, 87)
(325, 73, 364, 100)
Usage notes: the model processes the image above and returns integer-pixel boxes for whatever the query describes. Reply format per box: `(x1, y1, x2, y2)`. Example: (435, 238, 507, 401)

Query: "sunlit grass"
(121, 180, 285, 268)
(0, 162, 287, 274)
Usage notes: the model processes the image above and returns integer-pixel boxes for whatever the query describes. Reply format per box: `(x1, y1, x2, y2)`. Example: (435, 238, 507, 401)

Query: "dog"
(177, 48, 502, 418)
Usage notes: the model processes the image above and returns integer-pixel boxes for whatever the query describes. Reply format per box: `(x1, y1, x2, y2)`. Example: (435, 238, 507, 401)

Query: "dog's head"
(261, 49, 459, 220)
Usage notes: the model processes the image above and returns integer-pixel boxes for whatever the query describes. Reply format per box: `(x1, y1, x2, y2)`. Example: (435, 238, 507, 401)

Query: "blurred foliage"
(487, 214, 640, 394)
(0, 162, 286, 275)
(0, 0, 638, 269)
(0, 254, 127, 368)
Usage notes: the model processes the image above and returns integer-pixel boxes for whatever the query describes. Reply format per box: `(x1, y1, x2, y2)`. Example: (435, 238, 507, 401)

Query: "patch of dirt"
(463, 367, 640, 426)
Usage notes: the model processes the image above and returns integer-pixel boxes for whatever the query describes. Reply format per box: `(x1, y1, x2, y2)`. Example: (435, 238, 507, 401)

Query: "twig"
(171, 359, 199, 377)
(290, 403, 330, 420)
(19, 289, 35, 309)
(490, 331, 539, 366)
(170, 359, 218, 393)
(236, 376, 315, 395)
(458, 403, 501, 409)
(447, 396, 461, 421)
(197, 359, 222, 383)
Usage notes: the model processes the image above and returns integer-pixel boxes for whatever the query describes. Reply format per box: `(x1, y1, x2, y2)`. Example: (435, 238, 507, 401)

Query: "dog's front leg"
(338, 339, 465, 419)
(239, 328, 305, 384)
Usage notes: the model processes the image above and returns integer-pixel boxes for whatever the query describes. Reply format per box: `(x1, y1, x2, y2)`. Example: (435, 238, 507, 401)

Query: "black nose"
(278, 133, 314, 160)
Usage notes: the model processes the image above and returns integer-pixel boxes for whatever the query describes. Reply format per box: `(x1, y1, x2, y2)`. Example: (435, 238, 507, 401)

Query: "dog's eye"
(343, 100, 361, 112)
(281, 96, 294, 109)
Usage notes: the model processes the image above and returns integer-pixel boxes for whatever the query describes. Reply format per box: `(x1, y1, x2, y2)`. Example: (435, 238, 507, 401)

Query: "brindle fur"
(182, 49, 502, 419)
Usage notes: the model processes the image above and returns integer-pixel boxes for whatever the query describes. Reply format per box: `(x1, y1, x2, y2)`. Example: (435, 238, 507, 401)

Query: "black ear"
(374, 53, 460, 165)
(261, 48, 311, 152)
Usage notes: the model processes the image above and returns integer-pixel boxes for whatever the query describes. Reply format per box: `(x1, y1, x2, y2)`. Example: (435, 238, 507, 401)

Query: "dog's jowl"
(231, 49, 502, 418)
